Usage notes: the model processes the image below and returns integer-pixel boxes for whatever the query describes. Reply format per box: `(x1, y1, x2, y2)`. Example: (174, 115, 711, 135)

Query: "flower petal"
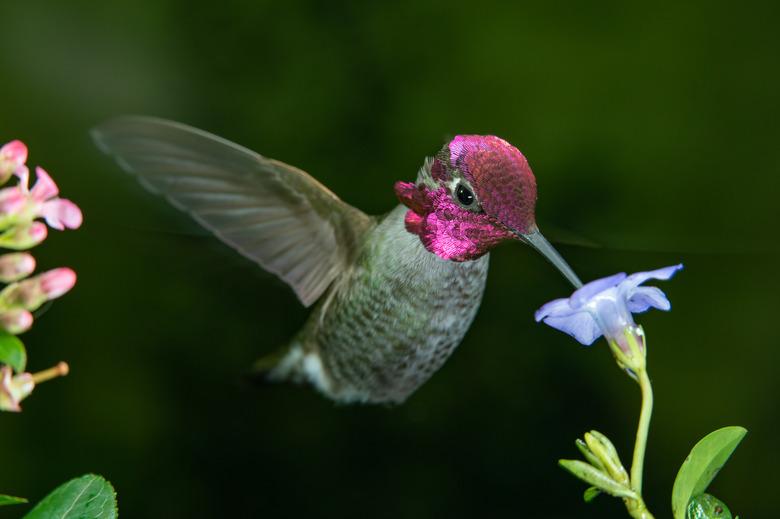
(0, 187, 27, 215)
(41, 199, 83, 230)
(627, 286, 671, 313)
(30, 167, 59, 201)
(542, 311, 603, 345)
(570, 272, 626, 309)
(534, 297, 574, 322)
(0, 140, 28, 166)
(14, 165, 29, 191)
(621, 264, 683, 291)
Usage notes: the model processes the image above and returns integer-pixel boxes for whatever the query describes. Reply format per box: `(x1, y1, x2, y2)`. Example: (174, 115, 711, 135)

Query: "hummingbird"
(92, 117, 582, 404)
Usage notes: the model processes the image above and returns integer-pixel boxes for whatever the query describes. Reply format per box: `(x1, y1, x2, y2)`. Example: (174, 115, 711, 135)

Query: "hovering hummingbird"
(92, 117, 581, 404)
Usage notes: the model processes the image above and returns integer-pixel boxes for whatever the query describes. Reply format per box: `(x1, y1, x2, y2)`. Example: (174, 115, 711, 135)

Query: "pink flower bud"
(0, 141, 28, 167)
(0, 365, 34, 412)
(39, 268, 76, 299)
(28, 221, 47, 242)
(0, 253, 36, 282)
(0, 141, 28, 184)
(0, 222, 47, 250)
(0, 308, 33, 334)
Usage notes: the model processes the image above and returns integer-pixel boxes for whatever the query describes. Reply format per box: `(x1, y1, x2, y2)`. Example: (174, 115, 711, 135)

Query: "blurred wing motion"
(92, 116, 373, 306)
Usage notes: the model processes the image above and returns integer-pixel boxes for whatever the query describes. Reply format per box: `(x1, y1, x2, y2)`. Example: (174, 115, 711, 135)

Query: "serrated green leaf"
(0, 331, 25, 372)
(559, 459, 637, 499)
(0, 494, 27, 506)
(672, 426, 747, 519)
(24, 474, 117, 519)
(583, 486, 601, 503)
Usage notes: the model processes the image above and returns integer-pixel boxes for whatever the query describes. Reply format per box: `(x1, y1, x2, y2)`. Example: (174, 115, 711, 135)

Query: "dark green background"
(1, 1, 778, 517)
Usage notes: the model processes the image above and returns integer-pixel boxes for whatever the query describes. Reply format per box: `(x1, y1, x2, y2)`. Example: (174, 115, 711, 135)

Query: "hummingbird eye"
(455, 183, 475, 206)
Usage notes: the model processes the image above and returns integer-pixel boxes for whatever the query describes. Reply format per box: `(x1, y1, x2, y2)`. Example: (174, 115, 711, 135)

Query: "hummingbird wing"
(92, 116, 374, 307)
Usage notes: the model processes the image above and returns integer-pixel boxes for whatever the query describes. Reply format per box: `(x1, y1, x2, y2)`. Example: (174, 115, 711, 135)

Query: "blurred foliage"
(0, 0, 778, 517)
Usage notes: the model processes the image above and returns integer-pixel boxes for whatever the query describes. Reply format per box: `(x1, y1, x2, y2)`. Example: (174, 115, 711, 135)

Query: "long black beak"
(518, 227, 583, 288)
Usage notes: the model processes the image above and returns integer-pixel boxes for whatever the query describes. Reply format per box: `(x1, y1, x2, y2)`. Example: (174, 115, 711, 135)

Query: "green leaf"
(672, 426, 747, 519)
(0, 494, 28, 506)
(24, 474, 117, 519)
(559, 459, 637, 499)
(583, 486, 601, 503)
(0, 330, 25, 372)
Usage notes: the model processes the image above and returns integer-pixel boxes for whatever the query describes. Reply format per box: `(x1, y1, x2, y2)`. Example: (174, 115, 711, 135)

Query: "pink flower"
(0, 167, 82, 233)
(0, 362, 69, 412)
(0, 186, 27, 216)
(0, 365, 34, 412)
(30, 167, 83, 230)
(0, 141, 29, 184)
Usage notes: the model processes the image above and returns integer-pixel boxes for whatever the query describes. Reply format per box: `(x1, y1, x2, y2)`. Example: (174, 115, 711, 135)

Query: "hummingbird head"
(395, 135, 581, 287)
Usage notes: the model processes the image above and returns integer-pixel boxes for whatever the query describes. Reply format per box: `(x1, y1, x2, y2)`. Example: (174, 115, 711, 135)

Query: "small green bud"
(584, 431, 629, 486)
(576, 438, 605, 471)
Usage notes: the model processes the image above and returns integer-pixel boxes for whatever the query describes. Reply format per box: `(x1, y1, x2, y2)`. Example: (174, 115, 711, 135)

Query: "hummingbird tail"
(249, 342, 336, 400)
(248, 345, 293, 385)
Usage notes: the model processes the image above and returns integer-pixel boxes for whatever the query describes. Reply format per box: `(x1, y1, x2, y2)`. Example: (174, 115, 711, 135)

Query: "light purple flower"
(535, 265, 683, 351)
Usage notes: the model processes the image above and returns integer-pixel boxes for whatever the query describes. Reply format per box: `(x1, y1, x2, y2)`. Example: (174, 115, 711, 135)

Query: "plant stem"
(624, 367, 655, 519)
(631, 368, 653, 494)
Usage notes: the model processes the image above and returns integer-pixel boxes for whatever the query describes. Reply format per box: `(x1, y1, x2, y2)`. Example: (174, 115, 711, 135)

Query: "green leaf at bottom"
(24, 474, 117, 519)
(671, 426, 747, 519)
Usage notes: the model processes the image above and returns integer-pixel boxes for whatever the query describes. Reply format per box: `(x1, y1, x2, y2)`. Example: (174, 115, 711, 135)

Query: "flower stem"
(631, 368, 653, 494)
(625, 367, 655, 519)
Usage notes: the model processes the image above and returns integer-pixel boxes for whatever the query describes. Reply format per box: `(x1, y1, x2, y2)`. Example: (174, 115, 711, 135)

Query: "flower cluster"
(0, 140, 82, 411)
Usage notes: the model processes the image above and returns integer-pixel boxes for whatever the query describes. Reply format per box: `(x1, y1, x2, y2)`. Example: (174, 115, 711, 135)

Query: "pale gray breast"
(305, 205, 489, 404)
